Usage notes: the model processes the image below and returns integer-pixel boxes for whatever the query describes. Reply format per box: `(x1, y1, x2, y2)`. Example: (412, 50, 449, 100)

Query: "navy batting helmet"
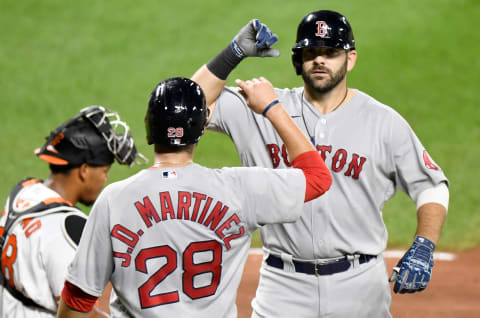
(35, 106, 143, 167)
(292, 10, 355, 75)
(145, 77, 208, 146)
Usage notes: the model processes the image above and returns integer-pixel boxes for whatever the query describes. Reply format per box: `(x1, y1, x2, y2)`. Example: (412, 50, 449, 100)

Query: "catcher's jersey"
(66, 163, 305, 317)
(208, 87, 448, 259)
(0, 181, 85, 317)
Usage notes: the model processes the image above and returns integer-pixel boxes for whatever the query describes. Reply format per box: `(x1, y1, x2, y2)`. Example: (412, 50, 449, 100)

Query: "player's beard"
(301, 58, 348, 94)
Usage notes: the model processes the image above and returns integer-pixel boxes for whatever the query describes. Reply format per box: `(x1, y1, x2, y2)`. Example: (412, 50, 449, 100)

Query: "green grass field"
(1, 0, 478, 250)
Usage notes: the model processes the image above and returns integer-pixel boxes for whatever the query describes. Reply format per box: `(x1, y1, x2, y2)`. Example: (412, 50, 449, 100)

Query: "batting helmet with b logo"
(291, 10, 355, 75)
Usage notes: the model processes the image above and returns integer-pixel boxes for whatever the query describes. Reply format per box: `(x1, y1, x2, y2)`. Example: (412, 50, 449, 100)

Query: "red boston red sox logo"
(315, 21, 329, 37)
(423, 150, 439, 170)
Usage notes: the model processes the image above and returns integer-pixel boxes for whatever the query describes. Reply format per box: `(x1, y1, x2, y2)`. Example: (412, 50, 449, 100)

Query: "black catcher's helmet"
(292, 10, 355, 75)
(35, 106, 144, 167)
(145, 77, 208, 146)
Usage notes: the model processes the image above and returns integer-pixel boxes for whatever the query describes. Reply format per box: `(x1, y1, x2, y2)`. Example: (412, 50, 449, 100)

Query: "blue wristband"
(262, 100, 280, 116)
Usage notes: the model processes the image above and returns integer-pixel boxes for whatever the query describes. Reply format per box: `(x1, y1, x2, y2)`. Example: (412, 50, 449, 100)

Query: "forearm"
(191, 31, 243, 108)
(57, 299, 90, 318)
(191, 65, 226, 108)
(265, 105, 315, 161)
(292, 151, 332, 202)
(416, 202, 446, 244)
(58, 281, 99, 318)
(192, 19, 278, 118)
(390, 194, 447, 293)
(266, 100, 331, 201)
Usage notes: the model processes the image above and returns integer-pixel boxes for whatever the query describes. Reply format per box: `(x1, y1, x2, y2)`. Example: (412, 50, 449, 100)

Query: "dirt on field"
(236, 248, 480, 318)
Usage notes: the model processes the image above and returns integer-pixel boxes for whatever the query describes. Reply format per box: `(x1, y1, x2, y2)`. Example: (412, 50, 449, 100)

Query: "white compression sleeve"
(416, 182, 449, 213)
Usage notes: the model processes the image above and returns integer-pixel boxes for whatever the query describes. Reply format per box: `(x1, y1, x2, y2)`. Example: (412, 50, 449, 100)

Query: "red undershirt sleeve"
(61, 281, 98, 313)
(292, 151, 332, 202)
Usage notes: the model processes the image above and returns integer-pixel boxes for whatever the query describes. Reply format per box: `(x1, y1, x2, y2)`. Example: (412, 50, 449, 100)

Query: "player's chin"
(310, 80, 333, 92)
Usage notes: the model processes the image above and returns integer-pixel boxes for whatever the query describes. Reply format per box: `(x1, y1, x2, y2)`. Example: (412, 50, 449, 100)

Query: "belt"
(265, 254, 376, 276)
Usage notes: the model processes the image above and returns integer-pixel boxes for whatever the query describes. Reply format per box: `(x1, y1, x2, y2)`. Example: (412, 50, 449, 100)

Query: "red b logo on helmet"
(315, 21, 329, 37)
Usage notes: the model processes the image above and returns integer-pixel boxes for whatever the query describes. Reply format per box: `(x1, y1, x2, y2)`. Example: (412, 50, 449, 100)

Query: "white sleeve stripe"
(416, 182, 449, 213)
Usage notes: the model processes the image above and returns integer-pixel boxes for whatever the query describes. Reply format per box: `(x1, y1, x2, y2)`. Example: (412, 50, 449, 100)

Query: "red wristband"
(61, 281, 98, 313)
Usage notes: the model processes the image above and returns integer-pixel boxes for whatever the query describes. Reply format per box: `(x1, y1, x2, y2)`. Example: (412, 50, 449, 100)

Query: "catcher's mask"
(292, 10, 355, 75)
(145, 77, 208, 147)
(35, 106, 146, 167)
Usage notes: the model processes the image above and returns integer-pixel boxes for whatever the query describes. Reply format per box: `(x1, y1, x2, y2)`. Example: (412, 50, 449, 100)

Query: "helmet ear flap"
(291, 49, 303, 75)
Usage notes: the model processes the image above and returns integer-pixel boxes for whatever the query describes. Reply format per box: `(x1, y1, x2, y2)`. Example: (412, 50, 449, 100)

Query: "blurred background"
(1, 0, 478, 250)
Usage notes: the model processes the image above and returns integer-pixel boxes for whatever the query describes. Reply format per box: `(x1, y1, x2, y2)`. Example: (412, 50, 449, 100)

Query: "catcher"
(0, 106, 144, 317)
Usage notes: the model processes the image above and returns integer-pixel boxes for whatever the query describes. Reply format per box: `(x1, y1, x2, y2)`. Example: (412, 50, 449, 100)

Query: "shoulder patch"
(63, 213, 87, 247)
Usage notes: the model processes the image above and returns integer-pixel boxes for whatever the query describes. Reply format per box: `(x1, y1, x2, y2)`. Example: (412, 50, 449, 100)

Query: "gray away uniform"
(208, 87, 448, 318)
(66, 164, 305, 318)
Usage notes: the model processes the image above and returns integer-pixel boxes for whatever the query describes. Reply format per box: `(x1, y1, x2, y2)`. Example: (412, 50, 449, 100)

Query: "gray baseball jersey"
(65, 163, 305, 317)
(209, 87, 448, 259)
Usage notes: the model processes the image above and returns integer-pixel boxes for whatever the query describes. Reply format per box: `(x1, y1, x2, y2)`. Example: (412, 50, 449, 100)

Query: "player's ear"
(346, 49, 357, 72)
(78, 163, 90, 182)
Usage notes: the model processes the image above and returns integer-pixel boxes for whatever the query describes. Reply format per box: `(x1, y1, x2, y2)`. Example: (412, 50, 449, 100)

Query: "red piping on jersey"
(61, 281, 98, 313)
(292, 151, 332, 202)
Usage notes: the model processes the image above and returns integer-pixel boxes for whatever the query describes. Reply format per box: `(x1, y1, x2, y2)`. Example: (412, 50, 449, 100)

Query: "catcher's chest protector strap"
(0, 177, 77, 313)
(2, 281, 56, 314)
(1, 177, 77, 245)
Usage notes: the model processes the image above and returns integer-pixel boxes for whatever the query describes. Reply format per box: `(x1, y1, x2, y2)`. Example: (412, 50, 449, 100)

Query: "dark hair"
(49, 164, 78, 175)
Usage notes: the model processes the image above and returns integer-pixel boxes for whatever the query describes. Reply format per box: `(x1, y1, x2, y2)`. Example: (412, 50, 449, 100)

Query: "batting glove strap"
(414, 235, 436, 250)
(393, 235, 435, 294)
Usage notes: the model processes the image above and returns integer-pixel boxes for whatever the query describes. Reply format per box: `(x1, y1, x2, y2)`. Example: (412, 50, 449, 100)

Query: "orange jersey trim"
(43, 197, 73, 206)
(21, 178, 40, 188)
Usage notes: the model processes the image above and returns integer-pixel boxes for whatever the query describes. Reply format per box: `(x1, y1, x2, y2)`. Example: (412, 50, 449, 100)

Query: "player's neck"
(153, 152, 194, 167)
(304, 83, 350, 115)
(44, 173, 78, 205)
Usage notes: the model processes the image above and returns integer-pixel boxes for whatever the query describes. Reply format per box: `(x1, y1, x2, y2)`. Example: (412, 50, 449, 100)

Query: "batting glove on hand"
(389, 235, 435, 294)
(232, 19, 280, 58)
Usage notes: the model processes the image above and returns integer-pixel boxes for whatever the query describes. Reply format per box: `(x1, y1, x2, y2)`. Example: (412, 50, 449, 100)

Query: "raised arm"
(192, 19, 279, 120)
(236, 77, 332, 201)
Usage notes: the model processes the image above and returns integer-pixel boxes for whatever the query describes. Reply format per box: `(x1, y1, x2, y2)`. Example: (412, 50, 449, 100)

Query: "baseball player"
(56, 77, 332, 318)
(191, 11, 449, 318)
(0, 106, 143, 317)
